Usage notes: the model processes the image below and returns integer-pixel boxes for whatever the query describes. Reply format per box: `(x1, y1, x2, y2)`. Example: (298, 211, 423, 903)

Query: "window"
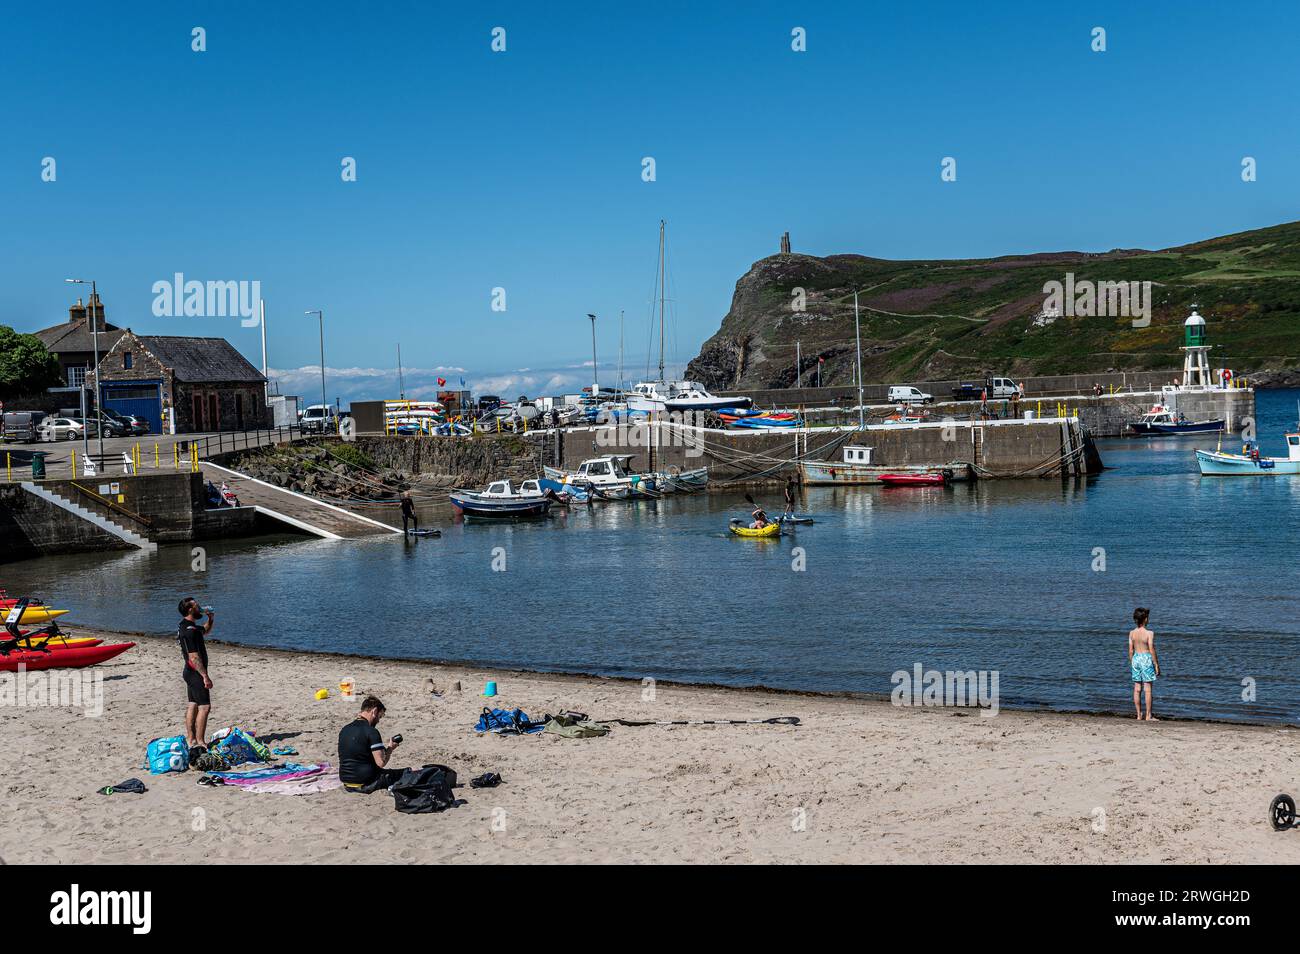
(67, 365, 87, 387)
(123, 351, 133, 370)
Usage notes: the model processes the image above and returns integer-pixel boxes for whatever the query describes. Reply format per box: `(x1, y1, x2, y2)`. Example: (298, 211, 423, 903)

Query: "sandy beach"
(2, 630, 1298, 865)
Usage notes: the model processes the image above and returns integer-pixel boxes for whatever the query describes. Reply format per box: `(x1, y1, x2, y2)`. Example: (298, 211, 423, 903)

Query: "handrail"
(68, 481, 154, 528)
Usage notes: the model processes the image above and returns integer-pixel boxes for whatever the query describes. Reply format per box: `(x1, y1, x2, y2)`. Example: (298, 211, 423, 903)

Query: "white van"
(887, 385, 933, 405)
(988, 377, 1019, 398)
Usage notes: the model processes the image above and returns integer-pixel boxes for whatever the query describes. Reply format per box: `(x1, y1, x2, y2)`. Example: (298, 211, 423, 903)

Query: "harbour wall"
(723, 370, 1256, 407)
(0, 472, 258, 562)
(794, 388, 1255, 439)
(551, 418, 1097, 483)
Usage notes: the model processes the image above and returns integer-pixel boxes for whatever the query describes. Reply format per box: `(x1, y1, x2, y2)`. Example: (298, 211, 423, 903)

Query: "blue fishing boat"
(1129, 404, 1223, 435)
(1196, 433, 1300, 476)
(449, 479, 554, 517)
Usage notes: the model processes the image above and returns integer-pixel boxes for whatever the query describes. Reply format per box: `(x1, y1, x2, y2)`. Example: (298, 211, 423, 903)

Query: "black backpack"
(390, 764, 457, 814)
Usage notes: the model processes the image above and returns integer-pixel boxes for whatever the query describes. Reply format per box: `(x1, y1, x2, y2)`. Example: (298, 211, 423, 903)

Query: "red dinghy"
(878, 472, 948, 487)
(0, 642, 134, 672)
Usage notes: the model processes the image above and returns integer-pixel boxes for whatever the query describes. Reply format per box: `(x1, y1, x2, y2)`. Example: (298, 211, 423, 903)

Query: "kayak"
(878, 473, 948, 486)
(2, 636, 102, 651)
(0, 642, 134, 672)
(1, 606, 69, 625)
(729, 522, 782, 538)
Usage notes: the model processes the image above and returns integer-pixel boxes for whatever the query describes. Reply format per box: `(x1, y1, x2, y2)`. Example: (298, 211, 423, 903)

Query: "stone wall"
(354, 434, 544, 487)
(0, 483, 133, 561)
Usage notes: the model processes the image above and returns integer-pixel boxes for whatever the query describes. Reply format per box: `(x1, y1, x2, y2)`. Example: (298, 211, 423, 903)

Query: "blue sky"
(2, 1, 1296, 403)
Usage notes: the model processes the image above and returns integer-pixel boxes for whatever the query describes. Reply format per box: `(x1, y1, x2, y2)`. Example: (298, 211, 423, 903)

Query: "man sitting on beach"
(1128, 607, 1159, 721)
(339, 696, 406, 793)
(178, 598, 214, 755)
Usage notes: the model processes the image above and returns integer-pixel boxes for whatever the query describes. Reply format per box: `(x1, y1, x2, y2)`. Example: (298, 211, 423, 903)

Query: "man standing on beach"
(339, 696, 406, 793)
(1128, 607, 1159, 721)
(178, 598, 214, 752)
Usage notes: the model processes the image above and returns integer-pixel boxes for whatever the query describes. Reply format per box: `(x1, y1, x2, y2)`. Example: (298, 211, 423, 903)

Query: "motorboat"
(1196, 432, 1300, 476)
(543, 455, 658, 500)
(1129, 404, 1223, 435)
(449, 479, 554, 517)
(798, 444, 968, 486)
(627, 380, 750, 414)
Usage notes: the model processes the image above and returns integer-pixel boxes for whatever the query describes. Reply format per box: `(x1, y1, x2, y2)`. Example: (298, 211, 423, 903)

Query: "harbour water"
(6, 389, 1298, 724)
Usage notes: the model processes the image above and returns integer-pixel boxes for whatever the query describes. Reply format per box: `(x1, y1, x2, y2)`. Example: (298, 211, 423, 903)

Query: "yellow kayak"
(5, 606, 69, 625)
(729, 522, 781, 538)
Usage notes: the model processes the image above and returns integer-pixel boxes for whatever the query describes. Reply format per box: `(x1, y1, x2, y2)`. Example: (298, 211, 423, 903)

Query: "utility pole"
(854, 288, 864, 429)
(796, 340, 802, 388)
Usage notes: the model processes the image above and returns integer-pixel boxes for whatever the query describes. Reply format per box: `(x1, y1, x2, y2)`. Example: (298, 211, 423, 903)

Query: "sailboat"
(626, 221, 751, 414)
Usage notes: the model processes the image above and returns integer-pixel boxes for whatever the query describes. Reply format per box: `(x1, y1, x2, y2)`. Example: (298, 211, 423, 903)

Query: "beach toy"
(484, 681, 497, 697)
(315, 688, 329, 700)
(339, 678, 355, 698)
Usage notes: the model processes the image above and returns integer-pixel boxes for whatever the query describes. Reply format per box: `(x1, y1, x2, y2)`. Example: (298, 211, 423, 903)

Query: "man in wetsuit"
(178, 597, 214, 753)
(399, 491, 417, 534)
(339, 696, 406, 793)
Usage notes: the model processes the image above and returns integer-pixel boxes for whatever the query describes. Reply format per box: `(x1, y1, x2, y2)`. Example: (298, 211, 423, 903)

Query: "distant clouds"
(267, 360, 687, 406)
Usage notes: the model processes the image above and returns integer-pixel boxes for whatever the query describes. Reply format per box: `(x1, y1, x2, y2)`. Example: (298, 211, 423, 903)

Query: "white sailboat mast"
(658, 219, 666, 383)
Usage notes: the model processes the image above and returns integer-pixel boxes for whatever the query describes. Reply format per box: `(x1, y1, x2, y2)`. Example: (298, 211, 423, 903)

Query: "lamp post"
(304, 310, 326, 432)
(65, 278, 104, 464)
(586, 313, 598, 397)
(854, 287, 864, 429)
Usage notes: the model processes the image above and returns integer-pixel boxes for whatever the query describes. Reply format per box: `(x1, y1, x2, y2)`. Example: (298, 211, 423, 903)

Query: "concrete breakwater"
(791, 387, 1255, 439)
(546, 416, 1099, 484)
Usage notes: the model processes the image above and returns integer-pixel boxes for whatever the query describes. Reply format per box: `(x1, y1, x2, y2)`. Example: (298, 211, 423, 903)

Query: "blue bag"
(145, 736, 190, 774)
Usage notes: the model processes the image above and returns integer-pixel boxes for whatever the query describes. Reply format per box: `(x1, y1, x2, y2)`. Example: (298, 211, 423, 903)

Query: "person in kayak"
(750, 506, 770, 529)
(339, 696, 407, 793)
(177, 598, 214, 753)
(1128, 607, 1159, 721)
(399, 491, 417, 534)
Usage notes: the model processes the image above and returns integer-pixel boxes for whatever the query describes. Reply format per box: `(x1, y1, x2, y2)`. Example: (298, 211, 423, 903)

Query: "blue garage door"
(101, 380, 163, 434)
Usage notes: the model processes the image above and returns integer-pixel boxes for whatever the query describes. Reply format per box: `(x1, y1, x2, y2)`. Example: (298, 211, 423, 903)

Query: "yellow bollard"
(155, 443, 159, 468)
(5, 452, 10, 482)
(71, 449, 77, 477)
(173, 443, 179, 469)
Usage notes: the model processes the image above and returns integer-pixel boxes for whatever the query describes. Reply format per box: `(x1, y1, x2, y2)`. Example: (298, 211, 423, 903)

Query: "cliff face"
(686, 222, 1300, 390)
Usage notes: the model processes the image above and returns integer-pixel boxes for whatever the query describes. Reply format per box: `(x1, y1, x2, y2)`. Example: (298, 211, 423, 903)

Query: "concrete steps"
(20, 482, 157, 551)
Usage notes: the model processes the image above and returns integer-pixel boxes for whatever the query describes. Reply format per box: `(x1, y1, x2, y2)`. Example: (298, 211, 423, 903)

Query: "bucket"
(1022, 411, 1035, 420)
(339, 678, 355, 698)
(483, 681, 498, 697)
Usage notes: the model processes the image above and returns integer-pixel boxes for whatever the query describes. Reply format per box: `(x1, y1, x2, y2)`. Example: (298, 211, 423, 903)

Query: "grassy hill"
(685, 220, 1300, 389)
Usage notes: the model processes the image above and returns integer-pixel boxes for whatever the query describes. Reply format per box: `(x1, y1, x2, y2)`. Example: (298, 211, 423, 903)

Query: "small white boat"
(544, 455, 658, 499)
(1196, 432, 1300, 476)
(449, 479, 554, 517)
(627, 380, 750, 414)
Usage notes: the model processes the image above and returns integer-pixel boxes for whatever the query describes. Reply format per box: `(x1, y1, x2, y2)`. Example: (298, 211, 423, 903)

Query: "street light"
(586, 313, 598, 397)
(65, 278, 104, 464)
(304, 310, 326, 432)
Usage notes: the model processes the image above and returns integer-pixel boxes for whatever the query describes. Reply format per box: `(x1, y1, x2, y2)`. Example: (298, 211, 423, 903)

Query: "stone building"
(33, 294, 126, 389)
(89, 330, 268, 434)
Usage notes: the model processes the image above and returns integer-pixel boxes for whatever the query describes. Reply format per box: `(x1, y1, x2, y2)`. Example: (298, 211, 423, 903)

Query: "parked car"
(887, 385, 934, 406)
(951, 377, 1021, 402)
(2, 411, 44, 443)
(299, 404, 336, 433)
(124, 414, 151, 435)
(39, 417, 90, 442)
(93, 410, 133, 437)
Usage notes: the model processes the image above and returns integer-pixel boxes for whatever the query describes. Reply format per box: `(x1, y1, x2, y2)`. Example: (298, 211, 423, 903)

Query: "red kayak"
(2, 635, 103, 651)
(0, 642, 134, 672)
(878, 472, 948, 486)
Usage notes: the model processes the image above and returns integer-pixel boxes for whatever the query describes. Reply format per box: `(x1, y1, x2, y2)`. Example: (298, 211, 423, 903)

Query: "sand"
(2, 630, 1298, 864)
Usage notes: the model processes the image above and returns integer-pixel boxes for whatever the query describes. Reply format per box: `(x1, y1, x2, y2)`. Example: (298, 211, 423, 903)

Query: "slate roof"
(136, 335, 266, 384)
(33, 319, 125, 355)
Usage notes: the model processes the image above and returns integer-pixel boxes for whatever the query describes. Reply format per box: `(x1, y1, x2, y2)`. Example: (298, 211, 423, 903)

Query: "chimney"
(87, 291, 105, 324)
(780, 231, 791, 255)
(69, 297, 86, 323)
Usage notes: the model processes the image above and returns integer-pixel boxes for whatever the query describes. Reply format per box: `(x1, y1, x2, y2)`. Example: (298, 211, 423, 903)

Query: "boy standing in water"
(1128, 607, 1159, 721)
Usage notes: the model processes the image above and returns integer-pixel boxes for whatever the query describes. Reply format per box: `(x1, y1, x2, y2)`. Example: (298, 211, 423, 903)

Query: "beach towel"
(543, 717, 611, 739)
(242, 768, 343, 796)
(474, 707, 544, 735)
(145, 736, 190, 774)
(209, 762, 325, 786)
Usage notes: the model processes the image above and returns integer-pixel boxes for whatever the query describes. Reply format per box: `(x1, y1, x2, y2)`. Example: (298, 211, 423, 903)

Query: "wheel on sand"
(1269, 794, 1296, 831)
